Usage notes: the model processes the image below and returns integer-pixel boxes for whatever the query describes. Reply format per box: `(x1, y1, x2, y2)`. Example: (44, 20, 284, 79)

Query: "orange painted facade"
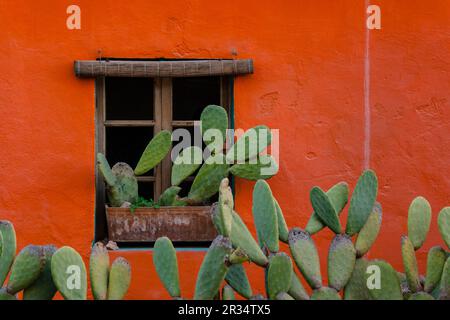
(0, 0, 449, 299)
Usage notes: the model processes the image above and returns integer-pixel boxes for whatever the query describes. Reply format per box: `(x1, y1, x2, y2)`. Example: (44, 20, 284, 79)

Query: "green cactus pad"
(438, 207, 450, 249)
(355, 202, 382, 257)
(408, 292, 435, 300)
(366, 260, 403, 300)
(346, 170, 378, 236)
(274, 198, 289, 243)
(267, 253, 293, 300)
(188, 154, 230, 203)
(222, 284, 236, 300)
(328, 234, 356, 291)
(424, 246, 447, 293)
(229, 155, 278, 180)
(217, 178, 233, 237)
(229, 211, 268, 267)
(7, 245, 44, 294)
(153, 237, 181, 298)
(439, 257, 450, 300)
(401, 236, 422, 293)
(0, 288, 16, 300)
(305, 182, 349, 235)
(158, 186, 182, 206)
(288, 272, 309, 300)
(288, 228, 322, 289)
(89, 242, 110, 300)
(23, 245, 58, 300)
(200, 105, 229, 152)
(408, 196, 432, 250)
(344, 258, 371, 300)
(171, 146, 203, 186)
(228, 248, 249, 264)
(134, 130, 172, 176)
(109, 162, 139, 207)
(97, 153, 117, 187)
(310, 186, 342, 234)
(107, 257, 131, 300)
(252, 180, 279, 253)
(311, 287, 341, 300)
(194, 236, 233, 300)
(226, 125, 272, 163)
(275, 292, 295, 300)
(0, 220, 16, 287)
(51, 246, 87, 300)
(225, 263, 253, 299)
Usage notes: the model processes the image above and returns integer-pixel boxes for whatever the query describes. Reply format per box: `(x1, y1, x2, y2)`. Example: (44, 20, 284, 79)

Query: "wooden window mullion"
(153, 78, 163, 199)
(161, 78, 173, 193)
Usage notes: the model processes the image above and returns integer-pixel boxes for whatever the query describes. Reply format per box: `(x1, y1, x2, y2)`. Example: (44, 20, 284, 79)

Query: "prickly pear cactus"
(0, 220, 16, 286)
(51, 246, 87, 300)
(134, 130, 172, 176)
(89, 242, 110, 300)
(366, 260, 403, 300)
(153, 237, 181, 299)
(344, 258, 371, 300)
(288, 272, 310, 300)
(7, 245, 44, 295)
(408, 196, 432, 250)
(401, 236, 422, 293)
(409, 292, 435, 300)
(222, 284, 236, 300)
(171, 146, 203, 186)
(305, 182, 349, 235)
(346, 170, 378, 236)
(439, 257, 450, 300)
(311, 287, 341, 300)
(97, 153, 117, 187)
(194, 236, 232, 300)
(276, 292, 295, 300)
(0, 288, 16, 300)
(274, 198, 289, 243)
(288, 228, 322, 289)
(217, 178, 233, 237)
(424, 246, 447, 293)
(355, 203, 382, 257)
(158, 186, 182, 206)
(200, 105, 229, 152)
(225, 263, 253, 299)
(438, 207, 450, 248)
(328, 234, 356, 291)
(229, 155, 278, 180)
(107, 257, 131, 300)
(23, 245, 57, 300)
(188, 154, 229, 203)
(310, 186, 342, 234)
(226, 125, 272, 163)
(267, 253, 293, 300)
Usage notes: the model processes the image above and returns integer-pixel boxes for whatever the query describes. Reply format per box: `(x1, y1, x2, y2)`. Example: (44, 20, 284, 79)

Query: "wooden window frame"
(94, 76, 232, 242)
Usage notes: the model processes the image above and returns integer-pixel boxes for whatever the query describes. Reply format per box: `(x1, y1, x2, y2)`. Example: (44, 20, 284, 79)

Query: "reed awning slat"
(74, 59, 253, 78)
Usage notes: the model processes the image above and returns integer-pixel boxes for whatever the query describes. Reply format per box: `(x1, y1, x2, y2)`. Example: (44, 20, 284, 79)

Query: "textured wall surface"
(0, 0, 449, 299)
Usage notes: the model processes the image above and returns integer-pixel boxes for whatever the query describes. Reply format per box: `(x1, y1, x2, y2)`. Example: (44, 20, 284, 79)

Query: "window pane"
(105, 77, 154, 120)
(105, 127, 154, 176)
(172, 77, 221, 120)
(138, 181, 154, 200)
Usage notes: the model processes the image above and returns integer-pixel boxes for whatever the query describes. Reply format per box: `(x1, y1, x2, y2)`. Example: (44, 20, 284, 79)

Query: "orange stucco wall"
(0, 0, 449, 299)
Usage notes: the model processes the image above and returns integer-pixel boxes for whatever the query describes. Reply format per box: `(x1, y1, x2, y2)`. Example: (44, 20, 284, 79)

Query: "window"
(94, 74, 232, 242)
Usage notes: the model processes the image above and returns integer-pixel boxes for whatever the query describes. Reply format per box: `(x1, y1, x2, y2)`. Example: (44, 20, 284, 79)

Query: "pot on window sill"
(105, 205, 217, 242)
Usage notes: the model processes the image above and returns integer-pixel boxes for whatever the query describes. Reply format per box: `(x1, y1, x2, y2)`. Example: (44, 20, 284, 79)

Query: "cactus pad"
(344, 258, 371, 300)
(109, 162, 139, 207)
(274, 198, 289, 243)
(438, 207, 450, 249)
(200, 105, 228, 152)
(311, 287, 341, 300)
(134, 130, 172, 175)
(439, 257, 450, 300)
(0, 220, 16, 286)
(310, 186, 342, 234)
(276, 292, 295, 300)
(408, 196, 432, 250)
(226, 125, 272, 163)
(194, 236, 232, 300)
(305, 182, 349, 235)
(355, 202, 382, 257)
(288, 228, 322, 289)
(23, 245, 58, 300)
(51, 246, 87, 300)
(107, 257, 131, 300)
(7, 245, 44, 294)
(267, 253, 293, 299)
(225, 263, 253, 299)
(252, 180, 279, 253)
(217, 178, 233, 237)
(89, 242, 110, 300)
(409, 292, 435, 300)
(288, 272, 310, 300)
(401, 236, 422, 293)
(158, 186, 182, 206)
(424, 246, 447, 293)
(328, 234, 356, 291)
(346, 170, 378, 236)
(97, 153, 117, 186)
(0, 288, 16, 300)
(171, 146, 203, 186)
(229, 155, 278, 180)
(366, 260, 403, 300)
(222, 284, 236, 300)
(153, 237, 181, 298)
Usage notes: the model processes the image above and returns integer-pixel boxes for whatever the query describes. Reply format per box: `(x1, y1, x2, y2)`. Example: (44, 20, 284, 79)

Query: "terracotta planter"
(105, 206, 217, 242)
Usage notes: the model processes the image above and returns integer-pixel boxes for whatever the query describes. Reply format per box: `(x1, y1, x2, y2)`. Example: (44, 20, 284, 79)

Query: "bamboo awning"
(74, 59, 253, 78)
